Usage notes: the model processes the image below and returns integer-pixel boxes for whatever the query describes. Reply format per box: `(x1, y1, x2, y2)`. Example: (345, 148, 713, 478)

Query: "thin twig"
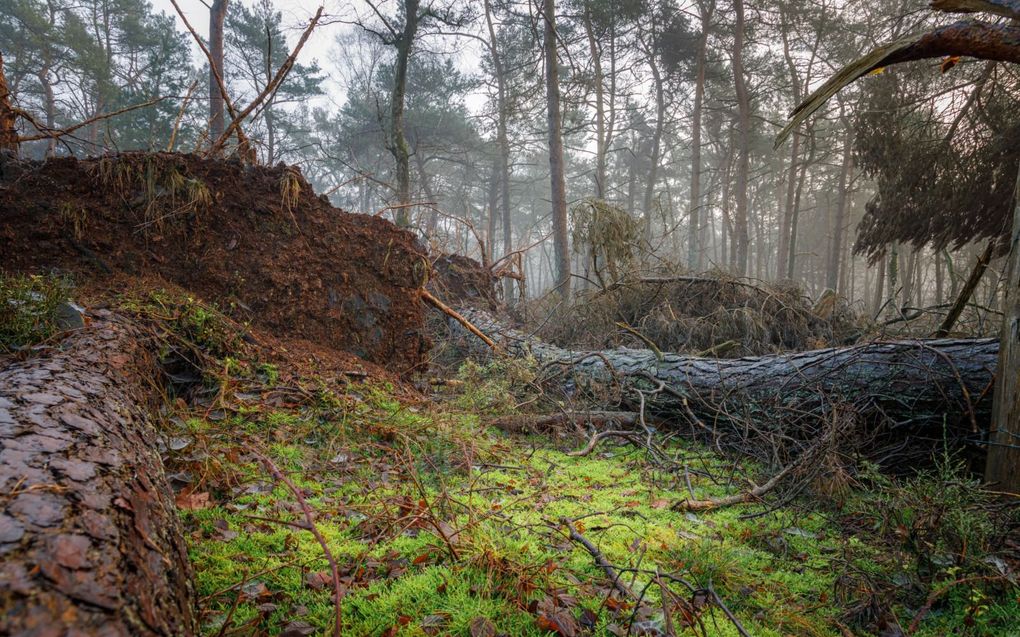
(254, 452, 343, 637)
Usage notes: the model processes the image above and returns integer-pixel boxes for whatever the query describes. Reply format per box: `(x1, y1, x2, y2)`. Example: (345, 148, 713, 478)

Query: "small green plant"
(256, 362, 280, 386)
(891, 457, 997, 576)
(0, 273, 73, 352)
(453, 357, 539, 414)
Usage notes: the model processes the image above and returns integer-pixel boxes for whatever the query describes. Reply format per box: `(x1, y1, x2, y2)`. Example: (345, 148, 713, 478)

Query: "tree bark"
(0, 52, 18, 155)
(827, 116, 854, 291)
(787, 127, 815, 280)
(456, 309, 998, 451)
(583, 8, 607, 199)
(688, 2, 712, 271)
(641, 20, 666, 247)
(208, 0, 229, 146)
(484, 0, 515, 303)
(543, 0, 570, 301)
(731, 0, 752, 276)
(936, 240, 995, 337)
(0, 312, 196, 635)
(389, 0, 420, 227)
(986, 167, 1020, 492)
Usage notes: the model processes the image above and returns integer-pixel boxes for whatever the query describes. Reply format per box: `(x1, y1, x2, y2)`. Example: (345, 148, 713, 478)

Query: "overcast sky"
(149, 0, 488, 111)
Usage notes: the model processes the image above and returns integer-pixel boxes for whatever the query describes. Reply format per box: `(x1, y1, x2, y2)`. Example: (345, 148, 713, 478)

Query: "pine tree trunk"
(484, 0, 516, 303)
(827, 119, 854, 291)
(457, 308, 998, 454)
(208, 0, 228, 146)
(688, 3, 711, 270)
(389, 1, 419, 227)
(731, 0, 752, 275)
(0, 314, 196, 635)
(642, 30, 665, 246)
(544, 0, 571, 301)
(583, 8, 607, 199)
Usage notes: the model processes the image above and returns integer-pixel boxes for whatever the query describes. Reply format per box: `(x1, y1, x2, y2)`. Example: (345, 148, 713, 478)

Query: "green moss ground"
(170, 377, 1019, 637)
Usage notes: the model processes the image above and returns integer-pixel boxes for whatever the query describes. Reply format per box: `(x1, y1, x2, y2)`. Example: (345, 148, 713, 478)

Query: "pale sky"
(149, 0, 489, 111)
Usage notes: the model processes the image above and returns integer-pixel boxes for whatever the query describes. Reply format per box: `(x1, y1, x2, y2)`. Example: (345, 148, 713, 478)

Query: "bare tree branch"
(932, 0, 1020, 20)
(207, 5, 324, 157)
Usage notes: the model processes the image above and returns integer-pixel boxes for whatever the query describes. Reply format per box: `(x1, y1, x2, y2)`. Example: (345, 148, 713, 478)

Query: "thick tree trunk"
(457, 309, 998, 454)
(0, 312, 196, 635)
(208, 0, 228, 146)
(544, 0, 571, 300)
(0, 52, 17, 155)
(986, 167, 1020, 492)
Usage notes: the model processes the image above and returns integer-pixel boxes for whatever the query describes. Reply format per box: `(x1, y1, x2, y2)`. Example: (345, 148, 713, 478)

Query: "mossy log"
(457, 309, 999, 456)
(0, 312, 196, 636)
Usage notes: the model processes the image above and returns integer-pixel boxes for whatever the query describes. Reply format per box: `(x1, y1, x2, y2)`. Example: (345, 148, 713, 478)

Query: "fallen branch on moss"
(254, 451, 343, 637)
(672, 460, 799, 512)
(560, 517, 635, 599)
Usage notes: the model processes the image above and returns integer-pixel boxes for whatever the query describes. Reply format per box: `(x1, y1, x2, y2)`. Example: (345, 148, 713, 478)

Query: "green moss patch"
(172, 368, 1019, 637)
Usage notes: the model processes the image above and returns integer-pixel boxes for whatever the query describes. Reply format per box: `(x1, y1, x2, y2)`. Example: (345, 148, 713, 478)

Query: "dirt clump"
(428, 253, 500, 311)
(0, 152, 430, 374)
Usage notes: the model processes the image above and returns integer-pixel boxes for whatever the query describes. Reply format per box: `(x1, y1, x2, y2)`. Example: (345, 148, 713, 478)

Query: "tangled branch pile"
(534, 270, 861, 357)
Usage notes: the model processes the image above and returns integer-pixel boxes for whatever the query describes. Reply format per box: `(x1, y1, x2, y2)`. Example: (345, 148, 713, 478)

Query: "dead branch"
(696, 340, 740, 357)
(167, 0, 255, 157)
(422, 289, 499, 351)
(16, 98, 165, 143)
(935, 240, 996, 337)
(931, 0, 1020, 20)
(560, 517, 635, 599)
(167, 78, 201, 152)
(568, 430, 644, 457)
(207, 6, 324, 157)
(254, 451, 342, 637)
(673, 460, 799, 512)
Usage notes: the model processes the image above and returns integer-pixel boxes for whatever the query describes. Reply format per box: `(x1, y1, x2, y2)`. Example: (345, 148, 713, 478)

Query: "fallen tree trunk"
(457, 309, 998, 461)
(0, 312, 196, 635)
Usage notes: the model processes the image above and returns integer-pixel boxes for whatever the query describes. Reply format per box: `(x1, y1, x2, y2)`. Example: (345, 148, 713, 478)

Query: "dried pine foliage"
(531, 268, 860, 357)
(854, 69, 1020, 259)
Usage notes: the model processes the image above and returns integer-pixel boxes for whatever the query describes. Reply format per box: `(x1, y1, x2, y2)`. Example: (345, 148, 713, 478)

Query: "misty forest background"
(3, 0, 1018, 317)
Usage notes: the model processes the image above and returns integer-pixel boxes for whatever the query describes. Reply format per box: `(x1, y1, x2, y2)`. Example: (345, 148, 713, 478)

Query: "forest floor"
(134, 288, 1017, 637)
(1, 272, 1018, 636)
(173, 362, 1020, 637)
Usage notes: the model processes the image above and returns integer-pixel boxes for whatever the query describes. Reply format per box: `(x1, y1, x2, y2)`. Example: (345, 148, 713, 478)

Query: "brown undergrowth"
(526, 270, 861, 358)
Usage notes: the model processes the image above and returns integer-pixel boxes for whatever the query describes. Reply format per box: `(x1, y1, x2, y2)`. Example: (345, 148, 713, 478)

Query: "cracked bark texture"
(0, 311, 196, 636)
(457, 309, 998, 441)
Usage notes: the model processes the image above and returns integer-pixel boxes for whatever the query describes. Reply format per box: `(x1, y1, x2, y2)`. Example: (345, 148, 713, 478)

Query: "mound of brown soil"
(0, 153, 429, 374)
(429, 253, 499, 311)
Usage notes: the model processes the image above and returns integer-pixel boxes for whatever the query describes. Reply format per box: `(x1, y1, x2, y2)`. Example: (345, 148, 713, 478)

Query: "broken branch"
(423, 289, 500, 351)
